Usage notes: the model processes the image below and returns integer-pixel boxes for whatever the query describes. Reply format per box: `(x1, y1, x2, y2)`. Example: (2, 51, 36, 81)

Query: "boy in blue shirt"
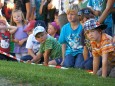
(59, 4, 84, 68)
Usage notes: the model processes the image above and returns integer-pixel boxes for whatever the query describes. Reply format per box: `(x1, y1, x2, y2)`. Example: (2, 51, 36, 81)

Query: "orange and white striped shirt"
(90, 33, 115, 62)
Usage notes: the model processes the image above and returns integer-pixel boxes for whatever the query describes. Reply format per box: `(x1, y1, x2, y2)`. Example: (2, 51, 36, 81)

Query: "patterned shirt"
(39, 36, 62, 59)
(91, 33, 115, 62)
(59, 23, 83, 56)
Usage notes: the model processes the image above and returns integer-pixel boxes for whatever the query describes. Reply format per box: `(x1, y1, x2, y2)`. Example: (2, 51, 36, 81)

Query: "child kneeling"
(84, 18, 115, 78)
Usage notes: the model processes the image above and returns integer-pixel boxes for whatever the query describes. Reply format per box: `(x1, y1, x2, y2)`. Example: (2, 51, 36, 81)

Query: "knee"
(63, 61, 74, 68)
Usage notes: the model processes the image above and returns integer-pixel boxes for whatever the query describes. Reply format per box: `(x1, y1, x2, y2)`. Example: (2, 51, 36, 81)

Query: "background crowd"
(0, 0, 115, 78)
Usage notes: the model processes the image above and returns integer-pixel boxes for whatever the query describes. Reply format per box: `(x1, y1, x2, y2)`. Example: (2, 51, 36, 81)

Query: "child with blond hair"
(10, 9, 28, 60)
(0, 16, 17, 60)
(59, 4, 84, 68)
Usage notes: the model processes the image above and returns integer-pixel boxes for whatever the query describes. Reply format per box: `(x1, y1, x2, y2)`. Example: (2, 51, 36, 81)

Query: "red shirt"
(0, 31, 10, 53)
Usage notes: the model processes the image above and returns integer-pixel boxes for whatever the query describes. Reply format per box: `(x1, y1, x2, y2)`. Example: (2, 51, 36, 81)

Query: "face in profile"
(47, 24, 57, 37)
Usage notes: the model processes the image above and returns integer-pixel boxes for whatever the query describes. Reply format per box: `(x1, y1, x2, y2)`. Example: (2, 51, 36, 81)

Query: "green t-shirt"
(39, 37, 62, 59)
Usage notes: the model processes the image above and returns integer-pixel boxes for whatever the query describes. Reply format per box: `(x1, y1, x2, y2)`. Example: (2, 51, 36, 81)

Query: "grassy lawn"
(0, 60, 115, 86)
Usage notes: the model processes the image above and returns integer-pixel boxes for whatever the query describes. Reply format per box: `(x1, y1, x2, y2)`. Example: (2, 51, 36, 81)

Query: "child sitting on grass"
(83, 18, 115, 78)
(31, 26, 62, 66)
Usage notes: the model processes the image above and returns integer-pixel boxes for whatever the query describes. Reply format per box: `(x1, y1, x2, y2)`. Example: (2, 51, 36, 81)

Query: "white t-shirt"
(26, 34, 40, 53)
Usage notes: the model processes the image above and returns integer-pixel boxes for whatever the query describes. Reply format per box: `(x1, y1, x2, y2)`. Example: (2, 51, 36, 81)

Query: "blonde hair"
(67, 4, 80, 15)
(10, 9, 26, 26)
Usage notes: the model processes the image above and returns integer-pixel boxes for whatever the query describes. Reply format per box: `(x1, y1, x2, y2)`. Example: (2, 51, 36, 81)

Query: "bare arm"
(61, 44, 66, 65)
(7, 26, 17, 34)
(31, 52, 43, 63)
(98, 0, 115, 23)
(0, 0, 4, 9)
(29, 7, 35, 20)
(18, 38, 27, 46)
(101, 53, 108, 78)
(93, 56, 100, 75)
(88, 7, 101, 16)
(43, 49, 51, 66)
(28, 49, 37, 59)
(25, 2, 31, 20)
(83, 46, 89, 61)
(39, 0, 45, 15)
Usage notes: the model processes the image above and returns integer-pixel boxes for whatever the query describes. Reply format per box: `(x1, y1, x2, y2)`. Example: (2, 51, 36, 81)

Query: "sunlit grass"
(0, 60, 115, 86)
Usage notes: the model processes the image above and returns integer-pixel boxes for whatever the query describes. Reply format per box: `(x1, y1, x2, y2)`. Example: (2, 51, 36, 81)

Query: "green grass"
(0, 60, 115, 86)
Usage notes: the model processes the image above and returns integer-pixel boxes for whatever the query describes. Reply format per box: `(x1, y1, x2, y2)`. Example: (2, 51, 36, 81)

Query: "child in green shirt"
(31, 26, 62, 66)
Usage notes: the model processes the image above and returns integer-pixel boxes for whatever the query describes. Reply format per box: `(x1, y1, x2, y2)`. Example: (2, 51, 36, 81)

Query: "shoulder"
(61, 23, 71, 31)
(101, 33, 112, 42)
(28, 34, 34, 39)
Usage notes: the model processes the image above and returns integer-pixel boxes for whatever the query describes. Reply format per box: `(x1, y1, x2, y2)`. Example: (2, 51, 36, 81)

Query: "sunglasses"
(78, 9, 91, 16)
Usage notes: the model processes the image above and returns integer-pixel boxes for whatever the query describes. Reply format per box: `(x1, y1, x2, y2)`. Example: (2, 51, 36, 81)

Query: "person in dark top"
(14, 0, 30, 21)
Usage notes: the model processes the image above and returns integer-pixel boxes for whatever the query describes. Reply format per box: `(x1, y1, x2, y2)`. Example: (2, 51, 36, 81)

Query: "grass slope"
(0, 60, 115, 86)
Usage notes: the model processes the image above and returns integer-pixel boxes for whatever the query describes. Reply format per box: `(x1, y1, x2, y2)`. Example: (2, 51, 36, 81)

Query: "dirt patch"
(0, 77, 13, 86)
(0, 77, 32, 86)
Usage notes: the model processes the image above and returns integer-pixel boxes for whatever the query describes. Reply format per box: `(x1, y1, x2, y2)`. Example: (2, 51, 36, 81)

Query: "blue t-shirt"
(59, 23, 83, 56)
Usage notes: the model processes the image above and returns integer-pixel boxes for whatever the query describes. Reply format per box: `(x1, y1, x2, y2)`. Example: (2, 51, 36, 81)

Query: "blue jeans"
(20, 55, 32, 61)
(21, 55, 44, 63)
(80, 57, 93, 70)
(63, 53, 84, 68)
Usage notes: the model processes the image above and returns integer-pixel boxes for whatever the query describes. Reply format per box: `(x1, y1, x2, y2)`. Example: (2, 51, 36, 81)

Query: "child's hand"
(0, 25, 7, 30)
(43, 63, 48, 66)
(18, 39, 25, 46)
(13, 39, 19, 43)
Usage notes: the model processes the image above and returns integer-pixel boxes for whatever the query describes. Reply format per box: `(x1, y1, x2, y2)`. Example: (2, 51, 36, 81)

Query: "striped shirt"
(90, 33, 115, 63)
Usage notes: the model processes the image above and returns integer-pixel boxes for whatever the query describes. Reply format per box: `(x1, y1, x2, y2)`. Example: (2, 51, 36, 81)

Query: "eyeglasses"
(78, 9, 91, 16)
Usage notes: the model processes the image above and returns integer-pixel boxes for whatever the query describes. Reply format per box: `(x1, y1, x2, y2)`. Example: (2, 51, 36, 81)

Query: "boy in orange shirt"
(84, 18, 115, 78)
